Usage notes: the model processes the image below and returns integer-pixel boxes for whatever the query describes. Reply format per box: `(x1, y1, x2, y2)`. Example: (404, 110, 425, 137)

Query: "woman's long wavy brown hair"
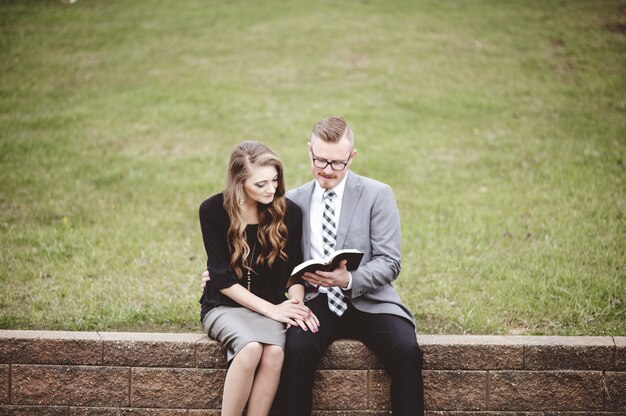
(223, 141, 288, 279)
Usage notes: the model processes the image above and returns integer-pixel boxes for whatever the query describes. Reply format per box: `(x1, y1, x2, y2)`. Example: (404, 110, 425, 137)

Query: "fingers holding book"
(290, 249, 363, 281)
(302, 260, 350, 289)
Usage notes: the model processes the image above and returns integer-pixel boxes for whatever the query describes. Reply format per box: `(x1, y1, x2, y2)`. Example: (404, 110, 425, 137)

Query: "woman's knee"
(260, 345, 284, 369)
(235, 342, 264, 370)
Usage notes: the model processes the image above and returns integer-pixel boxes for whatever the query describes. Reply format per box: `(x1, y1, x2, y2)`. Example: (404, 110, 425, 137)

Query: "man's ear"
(349, 148, 358, 163)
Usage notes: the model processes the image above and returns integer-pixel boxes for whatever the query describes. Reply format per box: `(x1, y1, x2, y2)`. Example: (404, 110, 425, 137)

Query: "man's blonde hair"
(311, 116, 354, 145)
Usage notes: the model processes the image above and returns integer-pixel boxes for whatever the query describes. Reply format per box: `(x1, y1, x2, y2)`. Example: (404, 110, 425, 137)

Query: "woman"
(199, 141, 319, 416)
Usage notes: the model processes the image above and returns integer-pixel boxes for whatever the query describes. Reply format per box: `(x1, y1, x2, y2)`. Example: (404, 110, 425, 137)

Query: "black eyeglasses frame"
(310, 149, 353, 171)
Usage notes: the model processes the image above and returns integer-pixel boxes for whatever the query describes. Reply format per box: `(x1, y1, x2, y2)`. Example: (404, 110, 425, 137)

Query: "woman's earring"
(239, 196, 244, 205)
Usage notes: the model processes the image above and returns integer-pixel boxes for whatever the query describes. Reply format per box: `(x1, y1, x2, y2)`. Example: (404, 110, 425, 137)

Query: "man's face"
(308, 136, 356, 190)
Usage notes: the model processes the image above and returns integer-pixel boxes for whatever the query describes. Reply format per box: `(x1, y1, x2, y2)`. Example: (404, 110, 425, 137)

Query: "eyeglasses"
(311, 149, 353, 171)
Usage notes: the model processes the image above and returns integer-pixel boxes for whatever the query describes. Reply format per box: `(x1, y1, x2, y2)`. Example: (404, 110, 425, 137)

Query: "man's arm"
(300, 183, 401, 298)
(343, 184, 402, 298)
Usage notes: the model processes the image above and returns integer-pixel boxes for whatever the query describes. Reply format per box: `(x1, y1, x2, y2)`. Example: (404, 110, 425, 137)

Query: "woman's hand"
(266, 299, 311, 326)
(292, 312, 320, 333)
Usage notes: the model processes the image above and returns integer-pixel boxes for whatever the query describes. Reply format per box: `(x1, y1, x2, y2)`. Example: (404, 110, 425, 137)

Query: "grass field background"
(1, 0, 624, 335)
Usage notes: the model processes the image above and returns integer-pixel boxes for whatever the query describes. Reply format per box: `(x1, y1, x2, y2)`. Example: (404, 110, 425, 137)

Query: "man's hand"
(302, 260, 350, 289)
(201, 268, 210, 290)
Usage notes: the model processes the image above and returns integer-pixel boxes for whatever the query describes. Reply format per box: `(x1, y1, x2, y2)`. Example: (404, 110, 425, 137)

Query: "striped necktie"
(322, 190, 348, 316)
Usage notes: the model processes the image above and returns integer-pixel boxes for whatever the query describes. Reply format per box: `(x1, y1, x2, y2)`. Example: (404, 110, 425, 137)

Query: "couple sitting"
(199, 116, 424, 416)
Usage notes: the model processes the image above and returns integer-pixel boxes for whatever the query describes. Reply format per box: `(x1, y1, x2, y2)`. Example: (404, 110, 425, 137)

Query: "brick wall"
(0, 330, 624, 415)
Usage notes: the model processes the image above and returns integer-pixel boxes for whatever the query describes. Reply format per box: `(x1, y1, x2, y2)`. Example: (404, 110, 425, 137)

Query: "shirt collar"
(313, 170, 349, 202)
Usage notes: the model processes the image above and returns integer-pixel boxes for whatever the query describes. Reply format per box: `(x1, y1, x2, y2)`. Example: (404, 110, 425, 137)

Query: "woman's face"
(243, 165, 279, 205)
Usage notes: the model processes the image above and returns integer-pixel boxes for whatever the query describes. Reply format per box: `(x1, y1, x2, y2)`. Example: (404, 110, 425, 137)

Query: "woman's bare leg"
(221, 342, 263, 416)
(246, 345, 284, 416)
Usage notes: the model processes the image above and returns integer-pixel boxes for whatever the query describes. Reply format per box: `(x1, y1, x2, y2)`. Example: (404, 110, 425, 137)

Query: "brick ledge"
(0, 331, 624, 413)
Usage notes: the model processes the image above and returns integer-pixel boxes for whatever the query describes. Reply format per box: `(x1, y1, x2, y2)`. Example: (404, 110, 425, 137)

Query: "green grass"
(1, 0, 624, 335)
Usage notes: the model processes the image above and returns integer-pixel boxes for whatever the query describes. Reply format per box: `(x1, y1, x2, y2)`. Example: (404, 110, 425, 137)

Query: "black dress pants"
(277, 294, 424, 416)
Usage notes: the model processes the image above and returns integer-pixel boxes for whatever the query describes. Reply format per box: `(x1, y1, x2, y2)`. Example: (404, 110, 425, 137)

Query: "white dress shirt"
(309, 171, 352, 291)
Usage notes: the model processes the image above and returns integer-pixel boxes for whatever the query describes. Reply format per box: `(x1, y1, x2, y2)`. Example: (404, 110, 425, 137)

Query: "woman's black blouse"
(198, 193, 303, 322)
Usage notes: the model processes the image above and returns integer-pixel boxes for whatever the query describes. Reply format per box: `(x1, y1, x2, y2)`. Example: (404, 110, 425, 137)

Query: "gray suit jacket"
(286, 172, 415, 325)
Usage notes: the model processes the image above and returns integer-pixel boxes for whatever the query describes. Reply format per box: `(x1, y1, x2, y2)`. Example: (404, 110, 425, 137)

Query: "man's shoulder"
(286, 180, 315, 200)
(287, 180, 314, 193)
(350, 172, 393, 193)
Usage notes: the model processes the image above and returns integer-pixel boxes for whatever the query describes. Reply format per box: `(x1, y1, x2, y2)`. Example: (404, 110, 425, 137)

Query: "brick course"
(131, 367, 223, 409)
(313, 370, 369, 410)
(11, 365, 129, 407)
(0, 364, 8, 405)
(615, 336, 626, 370)
(424, 370, 487, 411)
(488, 371, 604, 411)
(0, 331, 623, 414)
(605, 371, 626, 411)
(101, 333, 203, 369)
(521, 336, 615, 371)
(0, 331, 102, 366)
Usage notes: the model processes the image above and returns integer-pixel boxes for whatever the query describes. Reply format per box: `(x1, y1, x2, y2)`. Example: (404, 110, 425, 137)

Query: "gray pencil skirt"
(202, 306, 287, 363)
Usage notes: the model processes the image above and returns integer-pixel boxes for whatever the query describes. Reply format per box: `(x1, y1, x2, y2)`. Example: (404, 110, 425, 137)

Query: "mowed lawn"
(0, 0, 624, 335)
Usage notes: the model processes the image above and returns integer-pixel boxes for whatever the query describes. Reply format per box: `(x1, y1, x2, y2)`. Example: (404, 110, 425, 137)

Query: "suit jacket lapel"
(336, 172, 363, 249)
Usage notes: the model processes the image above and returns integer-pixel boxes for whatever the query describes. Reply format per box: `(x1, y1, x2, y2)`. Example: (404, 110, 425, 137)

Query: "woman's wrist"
(287, 284, 305, 301)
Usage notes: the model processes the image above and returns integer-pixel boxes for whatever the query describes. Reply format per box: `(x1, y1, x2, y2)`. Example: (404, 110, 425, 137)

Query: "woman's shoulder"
(285, 197, 302, 216)
(284, 197, 302, 226)
(199, 192, 225, 215)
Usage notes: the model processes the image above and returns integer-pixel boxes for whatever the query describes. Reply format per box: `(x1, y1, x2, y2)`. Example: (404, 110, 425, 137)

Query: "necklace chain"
(245, 240, 257, 291)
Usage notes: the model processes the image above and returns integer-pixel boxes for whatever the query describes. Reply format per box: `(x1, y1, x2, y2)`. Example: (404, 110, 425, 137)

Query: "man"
(278, 116, 424, 415)
(202, 116, 424, 415)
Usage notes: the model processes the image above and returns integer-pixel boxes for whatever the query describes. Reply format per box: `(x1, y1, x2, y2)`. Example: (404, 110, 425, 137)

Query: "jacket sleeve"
(345, 184, 402, 299)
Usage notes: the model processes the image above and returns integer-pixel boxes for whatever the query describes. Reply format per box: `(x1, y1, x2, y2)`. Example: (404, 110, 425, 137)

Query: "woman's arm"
(199, 197, 240, 290)
(287, 283, 304, 302)
(220, 284, 310, 326)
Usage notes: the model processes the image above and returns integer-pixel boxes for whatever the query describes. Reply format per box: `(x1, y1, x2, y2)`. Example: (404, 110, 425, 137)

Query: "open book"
(290, 249, 364, 279)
